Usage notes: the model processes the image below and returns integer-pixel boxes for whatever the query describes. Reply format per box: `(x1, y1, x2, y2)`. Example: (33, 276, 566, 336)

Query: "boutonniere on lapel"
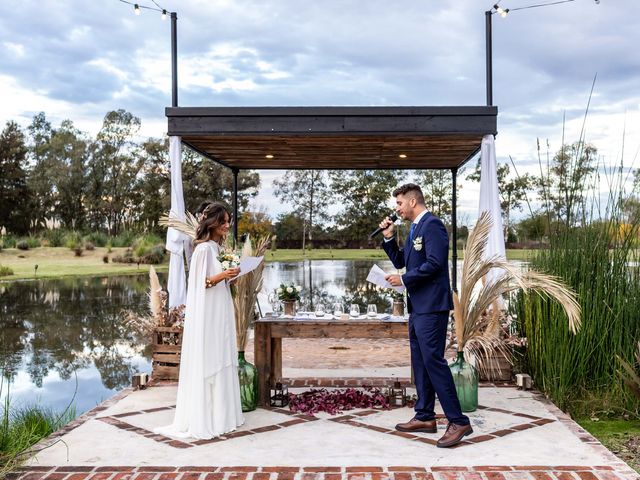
(413, 236, 423, 251)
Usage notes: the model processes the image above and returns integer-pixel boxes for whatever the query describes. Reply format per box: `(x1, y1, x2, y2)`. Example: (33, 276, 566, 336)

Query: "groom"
(380, 183, 472, 448)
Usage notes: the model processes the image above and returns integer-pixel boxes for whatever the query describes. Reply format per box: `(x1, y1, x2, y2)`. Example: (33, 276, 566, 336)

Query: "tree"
(414, 169, 460, 224)
(26, 112, 55, 231)
(49, 120, 89, 230)
(273, 212, 304, 248)
(238, 209, 273, 239)
(134, 138, 170, 232)
(466, 159, 534, 240)
(181, 148, 260, 215)
(0, 121, 31, 234)
(537, 141, 597, 226)
(515, 212, 548, 243)
(273, 170, 331, 249)
(330, 169, 407, 241)
(86, 110, 143, 234)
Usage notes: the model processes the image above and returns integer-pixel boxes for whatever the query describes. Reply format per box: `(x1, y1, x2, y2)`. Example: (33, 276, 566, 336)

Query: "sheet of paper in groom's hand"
(366, 264, 405, 293)
(232, 256, 264, 279)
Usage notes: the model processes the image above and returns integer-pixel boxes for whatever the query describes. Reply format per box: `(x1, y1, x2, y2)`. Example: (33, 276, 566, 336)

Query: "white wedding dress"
(155, 240, 244, 439)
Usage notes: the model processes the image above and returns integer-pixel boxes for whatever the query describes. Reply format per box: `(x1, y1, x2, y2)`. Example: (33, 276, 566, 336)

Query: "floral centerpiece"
(389, 289, 405, 317)
(276, 283, 303, 315)
(276, 283, 303, 301)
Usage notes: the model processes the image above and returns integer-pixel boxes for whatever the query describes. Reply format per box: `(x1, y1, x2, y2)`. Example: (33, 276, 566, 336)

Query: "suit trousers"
(409, 311, 470, 426)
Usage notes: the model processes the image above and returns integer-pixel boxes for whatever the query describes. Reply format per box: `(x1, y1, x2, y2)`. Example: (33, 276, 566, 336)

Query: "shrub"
(140, 244, 167, 264)
(0, 265, 14, 277)
(25, 237, 41, 249)
(84, 242, 95, 251)
(106, 241, 112, 253)
(0, 235, 17, 249)
(84, 231, 108, 248)
(16, 241, 29, 251)
(74, 247, 84, 257)
(64, 231, 82, 250)
(112, 248, 135, 264)
(41, 229, 66, 247)
(132, 234, 163, 258)
(102, 255, 109, 264)
(111, 231, 137, 248)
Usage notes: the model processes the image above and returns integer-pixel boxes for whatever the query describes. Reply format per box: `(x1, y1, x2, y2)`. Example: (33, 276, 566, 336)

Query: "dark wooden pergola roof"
(166, 106, 497, 170)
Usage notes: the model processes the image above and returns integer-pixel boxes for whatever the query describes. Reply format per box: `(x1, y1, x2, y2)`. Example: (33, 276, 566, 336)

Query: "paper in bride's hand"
(366, 264, 405, 293)
(231, 256, 264, 279)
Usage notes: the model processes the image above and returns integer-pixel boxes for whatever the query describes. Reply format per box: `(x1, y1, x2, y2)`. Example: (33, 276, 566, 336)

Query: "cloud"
(0, 0, 638, 225)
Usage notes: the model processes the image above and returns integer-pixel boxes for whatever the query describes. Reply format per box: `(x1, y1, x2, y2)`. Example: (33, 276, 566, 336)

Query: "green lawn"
(0, 247, 166, 280)
(0, 246, 535, 281)
(577, 419, 640, 472)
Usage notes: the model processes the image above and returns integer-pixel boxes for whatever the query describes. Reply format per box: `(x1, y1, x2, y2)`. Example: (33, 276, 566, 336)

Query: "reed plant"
(513, 130, 640, 416)
(1, 376, 76, 476)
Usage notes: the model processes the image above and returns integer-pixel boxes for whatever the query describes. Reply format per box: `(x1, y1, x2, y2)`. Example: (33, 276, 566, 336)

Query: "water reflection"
(263, 260, 398, 312)
(0, 276, 152, 413)
(0, 259, 525, 415)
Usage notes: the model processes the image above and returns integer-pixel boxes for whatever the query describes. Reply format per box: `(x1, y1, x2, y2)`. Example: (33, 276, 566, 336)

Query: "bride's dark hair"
(193, 202, 231, 245)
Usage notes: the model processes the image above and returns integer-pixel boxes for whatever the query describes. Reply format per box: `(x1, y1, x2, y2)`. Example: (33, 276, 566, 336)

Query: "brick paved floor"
(7, 465, 637, 480)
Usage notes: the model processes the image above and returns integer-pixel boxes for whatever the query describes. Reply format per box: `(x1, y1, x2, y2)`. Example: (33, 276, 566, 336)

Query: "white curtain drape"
(478, 134, 506, 286)
(165, 136, 190, 308)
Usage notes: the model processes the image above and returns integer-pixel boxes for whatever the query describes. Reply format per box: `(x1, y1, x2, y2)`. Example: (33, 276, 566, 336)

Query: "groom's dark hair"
(393, 183, 425, 205)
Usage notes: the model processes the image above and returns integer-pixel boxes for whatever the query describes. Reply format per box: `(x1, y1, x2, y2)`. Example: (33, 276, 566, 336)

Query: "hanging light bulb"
(495, 6, 504, 14)
(134, 4, 140, 15)
(161, 9, 167, 20)
(500, 8, 509, 17)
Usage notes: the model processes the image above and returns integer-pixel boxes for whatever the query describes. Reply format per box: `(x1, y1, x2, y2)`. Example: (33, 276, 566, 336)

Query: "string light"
(493, 0, 585, 17)
(118, 0, 173, 18)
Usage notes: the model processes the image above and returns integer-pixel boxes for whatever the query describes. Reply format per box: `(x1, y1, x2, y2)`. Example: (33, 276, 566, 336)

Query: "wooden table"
(254, 315, 409, 407)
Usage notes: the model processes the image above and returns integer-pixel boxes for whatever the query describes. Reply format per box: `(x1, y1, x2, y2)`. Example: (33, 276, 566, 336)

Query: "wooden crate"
(477, 351, 513, 382)
(152, 326, 183, 380)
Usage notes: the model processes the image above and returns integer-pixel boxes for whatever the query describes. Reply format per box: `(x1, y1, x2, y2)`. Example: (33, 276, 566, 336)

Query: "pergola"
(166, 105, 498, 290)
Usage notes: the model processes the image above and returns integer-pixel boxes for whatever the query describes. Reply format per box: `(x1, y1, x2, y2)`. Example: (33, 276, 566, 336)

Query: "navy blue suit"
(382, 212, 469, 426)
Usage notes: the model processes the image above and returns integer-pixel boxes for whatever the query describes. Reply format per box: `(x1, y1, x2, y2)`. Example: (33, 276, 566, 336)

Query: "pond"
(0, 259, 524, 416)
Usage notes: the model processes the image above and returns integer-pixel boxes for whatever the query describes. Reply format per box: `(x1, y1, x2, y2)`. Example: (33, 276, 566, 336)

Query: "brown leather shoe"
(436, 422, 473, 448)
(395, 417, 437, 433)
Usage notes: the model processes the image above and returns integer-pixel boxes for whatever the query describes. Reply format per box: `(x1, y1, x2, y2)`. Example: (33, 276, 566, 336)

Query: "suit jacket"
(382, 212, 454, 314)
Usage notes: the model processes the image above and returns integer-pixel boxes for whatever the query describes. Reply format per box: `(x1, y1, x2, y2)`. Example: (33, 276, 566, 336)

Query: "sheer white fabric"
(155, 240, 244, 439)
(479, 134, 507, 287)
(165, 136, 191, 308)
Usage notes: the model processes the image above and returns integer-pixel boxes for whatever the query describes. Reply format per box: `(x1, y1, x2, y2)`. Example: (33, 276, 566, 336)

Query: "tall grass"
(1, 376, 76, 475)
(513, 132, 640, 417)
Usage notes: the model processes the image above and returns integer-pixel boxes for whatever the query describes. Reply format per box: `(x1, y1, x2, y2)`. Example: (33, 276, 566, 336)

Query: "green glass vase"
(237, 351, 258, 412)
(449, 351, 478, 412)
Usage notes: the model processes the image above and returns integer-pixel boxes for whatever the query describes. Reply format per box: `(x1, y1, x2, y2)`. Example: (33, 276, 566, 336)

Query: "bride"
(156, 202, 244, 439)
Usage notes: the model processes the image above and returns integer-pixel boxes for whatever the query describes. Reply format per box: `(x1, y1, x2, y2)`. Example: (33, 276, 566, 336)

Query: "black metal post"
(485, 10, 493, 106)
(232, 168, 239, 244)
(170, 12, 178, 107)
(451, 167, 458, 293)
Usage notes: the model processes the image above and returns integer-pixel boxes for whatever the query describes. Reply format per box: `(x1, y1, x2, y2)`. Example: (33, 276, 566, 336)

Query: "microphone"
(369, 213, 398, 239)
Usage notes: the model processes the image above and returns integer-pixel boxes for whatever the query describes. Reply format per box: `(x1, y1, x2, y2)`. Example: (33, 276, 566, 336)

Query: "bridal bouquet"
(276, 283, 303, 301)
(217, 250, 240, 271)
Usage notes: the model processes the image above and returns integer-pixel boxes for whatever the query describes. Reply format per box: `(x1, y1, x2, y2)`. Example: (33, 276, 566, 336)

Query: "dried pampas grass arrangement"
(233, 235, 270, 351)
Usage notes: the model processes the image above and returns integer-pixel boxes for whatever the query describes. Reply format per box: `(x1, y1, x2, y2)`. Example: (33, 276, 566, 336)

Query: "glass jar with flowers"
(276, 283, 303, 316)
(389, 290, 405, 317)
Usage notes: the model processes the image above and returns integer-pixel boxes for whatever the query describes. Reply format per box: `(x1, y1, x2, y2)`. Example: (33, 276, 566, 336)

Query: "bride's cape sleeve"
(184, 244, 216, 379)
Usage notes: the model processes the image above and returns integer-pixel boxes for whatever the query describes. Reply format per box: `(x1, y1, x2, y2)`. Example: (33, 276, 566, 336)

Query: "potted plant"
(389, 290, 405, 317)
(276, 282, 303, 316)
(451, 211, 581, 412)
(232, 235, 270, 412)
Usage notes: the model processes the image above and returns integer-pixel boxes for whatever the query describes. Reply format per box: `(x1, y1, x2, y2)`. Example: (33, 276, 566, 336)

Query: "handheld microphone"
(369, 213, 398, 239)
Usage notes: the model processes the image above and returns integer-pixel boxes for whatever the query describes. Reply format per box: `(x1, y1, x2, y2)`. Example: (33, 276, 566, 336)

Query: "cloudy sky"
(1, 0, 638, 224)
